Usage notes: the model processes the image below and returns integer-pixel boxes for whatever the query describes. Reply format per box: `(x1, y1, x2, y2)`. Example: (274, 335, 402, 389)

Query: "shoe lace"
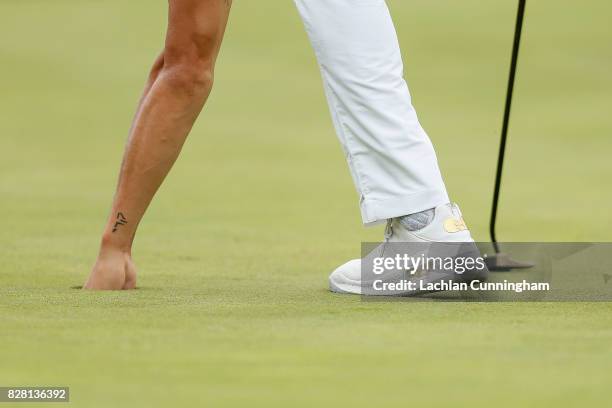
(379, 219, 394, 257)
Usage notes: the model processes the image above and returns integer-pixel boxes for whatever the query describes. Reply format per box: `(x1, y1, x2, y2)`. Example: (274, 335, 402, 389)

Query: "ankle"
(100, 233, 132, 253)
(399, 207, 435, 231)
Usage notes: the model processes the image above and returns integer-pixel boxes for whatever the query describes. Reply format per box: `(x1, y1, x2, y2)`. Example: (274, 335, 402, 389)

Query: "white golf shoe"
(329, 203, 488, 295)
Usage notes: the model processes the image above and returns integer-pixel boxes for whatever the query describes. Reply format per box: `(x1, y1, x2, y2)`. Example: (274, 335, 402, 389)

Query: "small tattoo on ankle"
(112, 212, 128, 232)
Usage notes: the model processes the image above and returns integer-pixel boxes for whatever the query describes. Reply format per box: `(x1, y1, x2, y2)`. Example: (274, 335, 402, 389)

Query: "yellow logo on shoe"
(444, 217, 468, 233)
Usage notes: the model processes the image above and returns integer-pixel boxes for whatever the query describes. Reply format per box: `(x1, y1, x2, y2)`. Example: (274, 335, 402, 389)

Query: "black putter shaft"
(490, 0, 527, 253)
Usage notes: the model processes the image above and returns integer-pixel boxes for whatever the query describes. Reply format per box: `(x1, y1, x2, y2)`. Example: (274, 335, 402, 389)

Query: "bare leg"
(84, 0, 232, 290)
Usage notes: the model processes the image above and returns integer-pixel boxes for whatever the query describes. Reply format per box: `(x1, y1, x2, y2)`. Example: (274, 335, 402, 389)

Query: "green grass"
(1, 0, 611, 406)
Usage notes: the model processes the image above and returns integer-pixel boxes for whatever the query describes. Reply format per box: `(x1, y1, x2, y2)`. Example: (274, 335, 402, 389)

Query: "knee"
(161, 33, 219, 95)
(162, 61, 214, 97)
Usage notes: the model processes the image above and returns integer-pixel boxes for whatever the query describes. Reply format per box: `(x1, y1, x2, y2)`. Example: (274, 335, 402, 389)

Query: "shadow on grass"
(69, 285, 162, 291)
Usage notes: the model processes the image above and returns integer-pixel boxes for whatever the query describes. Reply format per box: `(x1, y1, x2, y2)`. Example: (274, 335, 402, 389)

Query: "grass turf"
(1, 0, 611, 406)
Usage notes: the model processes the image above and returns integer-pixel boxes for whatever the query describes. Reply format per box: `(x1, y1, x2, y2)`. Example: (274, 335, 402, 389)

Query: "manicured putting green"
(1, 1, 611, 406)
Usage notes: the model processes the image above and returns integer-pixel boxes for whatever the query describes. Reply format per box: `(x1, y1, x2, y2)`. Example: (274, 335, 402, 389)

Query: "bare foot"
(84, 246, 137, 290)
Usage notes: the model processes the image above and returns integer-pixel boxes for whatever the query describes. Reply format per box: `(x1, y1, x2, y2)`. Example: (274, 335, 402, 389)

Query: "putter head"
(485, 252, 534, 272)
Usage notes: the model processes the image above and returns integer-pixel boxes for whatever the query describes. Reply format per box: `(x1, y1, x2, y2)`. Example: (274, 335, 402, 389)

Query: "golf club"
(486, 0, 534, 271)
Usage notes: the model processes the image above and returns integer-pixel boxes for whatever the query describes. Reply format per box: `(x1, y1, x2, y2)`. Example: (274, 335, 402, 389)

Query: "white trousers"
(294, 0, 450, 225)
